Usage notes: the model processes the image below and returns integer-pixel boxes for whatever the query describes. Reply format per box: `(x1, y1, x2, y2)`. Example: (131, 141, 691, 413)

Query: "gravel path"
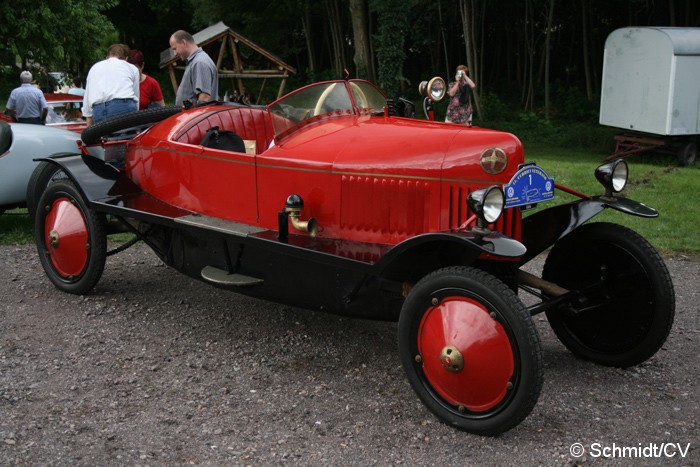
(1, 243, 698, 465)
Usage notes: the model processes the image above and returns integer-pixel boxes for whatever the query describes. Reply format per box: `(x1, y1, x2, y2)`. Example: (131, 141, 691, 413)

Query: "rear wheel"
(398, 267, 542, 435)
(26, 162, 67, 219)
(35, 179, 106, 294)
(543, 222, 675, 367)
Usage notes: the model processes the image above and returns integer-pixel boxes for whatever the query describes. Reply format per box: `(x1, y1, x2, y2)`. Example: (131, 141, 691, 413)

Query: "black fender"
(38, 153, 126, 201)
(520, 195, 658, 264)
(37, 154, 188, 224)
(375, 230, 526, 282)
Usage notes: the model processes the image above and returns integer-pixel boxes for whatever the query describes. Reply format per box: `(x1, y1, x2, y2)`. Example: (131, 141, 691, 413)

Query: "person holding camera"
(445, 65, 476, 125)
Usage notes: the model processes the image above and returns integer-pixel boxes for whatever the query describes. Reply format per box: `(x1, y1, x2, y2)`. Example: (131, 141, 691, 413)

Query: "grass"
(2, 144, 698, 254)
(0, 208, 34, 244)
(523, 142, 700, 254)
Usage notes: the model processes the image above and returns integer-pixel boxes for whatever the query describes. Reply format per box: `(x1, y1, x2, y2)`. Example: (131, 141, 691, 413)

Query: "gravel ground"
(0, 243, 698, 466)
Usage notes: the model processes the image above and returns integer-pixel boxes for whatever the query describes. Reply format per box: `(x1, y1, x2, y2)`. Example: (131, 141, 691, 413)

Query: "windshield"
(268, 80, 386, 140)
(45, 101, 84, 124)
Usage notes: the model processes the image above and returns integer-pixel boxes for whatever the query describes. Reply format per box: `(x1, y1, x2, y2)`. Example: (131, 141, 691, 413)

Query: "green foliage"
(0, 0, 118, 75)
(478, 91, 511, 121)
(371, 0, 408, 97)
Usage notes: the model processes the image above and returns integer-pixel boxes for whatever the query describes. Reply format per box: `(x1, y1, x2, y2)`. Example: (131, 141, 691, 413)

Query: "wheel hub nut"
(440, 345, 464, 373)
(49, 230, 60, 248)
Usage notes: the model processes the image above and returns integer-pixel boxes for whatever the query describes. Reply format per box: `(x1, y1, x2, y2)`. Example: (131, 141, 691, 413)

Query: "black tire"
(0, 120, 12, 154)
(35, 179, 106, 294)
(81, 106, 181, 145)
(26, 162, 67, 219)
(543, 222, 675, 367)
(398, 266, 543, 435)
(676, 141, 697, 167)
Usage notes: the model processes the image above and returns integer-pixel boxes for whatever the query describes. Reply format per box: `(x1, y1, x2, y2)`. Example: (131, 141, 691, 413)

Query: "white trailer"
(599, 27, 700, 165)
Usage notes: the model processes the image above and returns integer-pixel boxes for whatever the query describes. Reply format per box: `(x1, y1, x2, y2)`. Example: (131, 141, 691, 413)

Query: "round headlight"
(595, 159, 628, 195)
(468, 186, 505, 225)
(611, 160, 628, 192)
(418, 77, 446, 102)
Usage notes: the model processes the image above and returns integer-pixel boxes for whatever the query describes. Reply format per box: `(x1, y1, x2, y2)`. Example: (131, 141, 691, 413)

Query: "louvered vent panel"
(340, 175, 430, 236)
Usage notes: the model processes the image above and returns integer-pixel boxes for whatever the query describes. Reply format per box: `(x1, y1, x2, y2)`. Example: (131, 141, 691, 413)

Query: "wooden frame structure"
(159, 21, 296, 103)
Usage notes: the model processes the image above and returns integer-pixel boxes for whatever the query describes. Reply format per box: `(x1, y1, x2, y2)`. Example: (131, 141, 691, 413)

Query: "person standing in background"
(169, 30, 218, 106)
(83, 44, 139, 125)
(127, 49, 165, 110)
(68, 77, 85, 97)
(445, 65, 476, 125)
(5, 71, 48, 125)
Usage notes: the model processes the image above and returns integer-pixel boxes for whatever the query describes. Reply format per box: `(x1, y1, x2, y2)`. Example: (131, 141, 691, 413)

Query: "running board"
(201, 266, 264, 287)
(175, 214, 266, 237)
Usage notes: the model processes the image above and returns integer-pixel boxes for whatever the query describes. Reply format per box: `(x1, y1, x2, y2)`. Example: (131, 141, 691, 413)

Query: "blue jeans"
(92, 98, 137, 123)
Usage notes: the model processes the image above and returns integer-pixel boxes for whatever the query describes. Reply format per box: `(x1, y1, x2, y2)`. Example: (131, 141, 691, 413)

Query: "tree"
(326, 0, 349, 77)
(0, 0, 118, 75)
(106, 0, 195, 77)
(349, 0, 375, 81)
(458, 0, 482, 119)
(371, 0, 408, 97)
(543, 0, 555, 120)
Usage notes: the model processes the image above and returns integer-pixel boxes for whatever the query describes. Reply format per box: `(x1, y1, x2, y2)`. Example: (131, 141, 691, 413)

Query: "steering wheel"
(313, 83, 338, 116)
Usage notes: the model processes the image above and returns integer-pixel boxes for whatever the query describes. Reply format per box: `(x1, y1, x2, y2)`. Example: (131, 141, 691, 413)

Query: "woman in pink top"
(127, 49, 165, 110)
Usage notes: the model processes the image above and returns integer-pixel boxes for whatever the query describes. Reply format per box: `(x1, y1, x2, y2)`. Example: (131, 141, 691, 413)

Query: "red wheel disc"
(44, 197, 89, 278)
(418, 296, 515, 411)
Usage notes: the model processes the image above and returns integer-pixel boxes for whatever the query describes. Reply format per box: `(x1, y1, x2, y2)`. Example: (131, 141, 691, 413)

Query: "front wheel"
(543, 222, 675, 367)
(35, 179, 106, 294)
(398, 267, 543, 435)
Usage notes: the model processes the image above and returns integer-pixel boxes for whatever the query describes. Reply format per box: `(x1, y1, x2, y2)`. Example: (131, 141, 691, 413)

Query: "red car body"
(128, 104, 523, 245)
(31, 79, 675, 436)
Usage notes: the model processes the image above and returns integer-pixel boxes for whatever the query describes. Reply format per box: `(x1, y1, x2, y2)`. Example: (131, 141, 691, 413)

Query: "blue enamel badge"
(503, 164, 555, 208)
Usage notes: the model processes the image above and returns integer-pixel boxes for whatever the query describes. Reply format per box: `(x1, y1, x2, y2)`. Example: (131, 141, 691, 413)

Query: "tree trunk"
(349, 0, 373, 80)
(544, 0, 556, 120)
(302, 1, 316, 74)
(437, 0, 451, 79)
(581, 0, 592, 100)
(523, 0, 535, 112)
(459, 0, 481, 120)
(326, 0, 346, 77)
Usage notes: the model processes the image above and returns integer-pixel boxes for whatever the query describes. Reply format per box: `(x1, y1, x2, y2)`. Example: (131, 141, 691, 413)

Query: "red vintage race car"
(30, 78, 674, 435)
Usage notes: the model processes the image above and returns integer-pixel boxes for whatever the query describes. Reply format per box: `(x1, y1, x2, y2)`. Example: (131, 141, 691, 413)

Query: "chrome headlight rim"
(595, 159, 628, 195)
(468, 186, 505, 225)
(418, 76, 446, 102)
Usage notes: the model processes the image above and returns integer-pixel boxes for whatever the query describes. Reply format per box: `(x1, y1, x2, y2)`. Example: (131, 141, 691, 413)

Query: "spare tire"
(81, 106, 181, 145)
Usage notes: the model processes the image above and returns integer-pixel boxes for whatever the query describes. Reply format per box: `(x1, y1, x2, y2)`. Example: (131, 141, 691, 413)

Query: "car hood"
(265, 115, 522, 182)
